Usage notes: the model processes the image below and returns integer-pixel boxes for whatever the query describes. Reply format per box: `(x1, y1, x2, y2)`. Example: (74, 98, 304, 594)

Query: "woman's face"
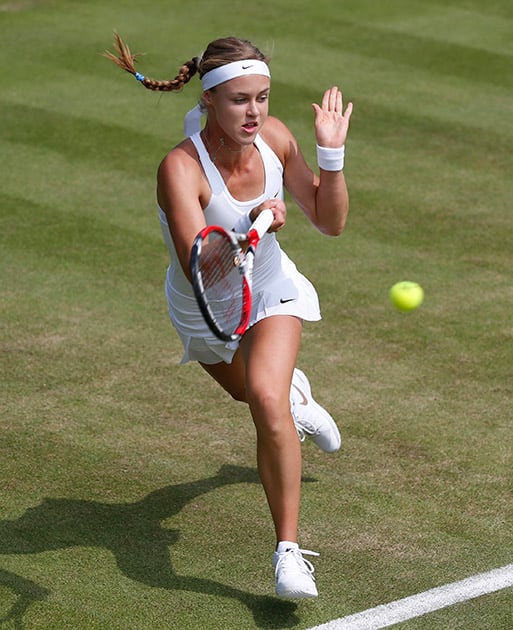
(204, 74, 271, 146)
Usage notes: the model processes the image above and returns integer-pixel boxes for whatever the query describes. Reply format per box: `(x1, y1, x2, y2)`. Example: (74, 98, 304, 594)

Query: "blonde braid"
(102, 33, 199, 92)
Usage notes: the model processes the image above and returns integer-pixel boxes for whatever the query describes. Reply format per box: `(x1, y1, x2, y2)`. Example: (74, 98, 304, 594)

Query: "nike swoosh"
(291, 384, 308, 405)
(280, 298, 295, 304)
(242, 64, 254, 70)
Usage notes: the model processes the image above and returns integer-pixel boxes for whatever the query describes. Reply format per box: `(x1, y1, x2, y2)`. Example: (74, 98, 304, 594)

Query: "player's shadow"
(0, 465, 316, 628)
(0, 570, 49, 629)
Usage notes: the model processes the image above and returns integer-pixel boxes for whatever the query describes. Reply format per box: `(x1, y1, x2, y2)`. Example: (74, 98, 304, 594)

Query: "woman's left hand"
(312, 86, 353, 148)
(250, 198, 286, 232)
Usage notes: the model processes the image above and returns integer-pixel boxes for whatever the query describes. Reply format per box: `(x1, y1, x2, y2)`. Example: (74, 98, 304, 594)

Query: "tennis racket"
(190, 208, 274, 342)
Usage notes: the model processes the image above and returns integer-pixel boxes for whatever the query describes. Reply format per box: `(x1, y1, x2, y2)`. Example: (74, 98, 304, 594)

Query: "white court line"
(306, 563, 513, 630)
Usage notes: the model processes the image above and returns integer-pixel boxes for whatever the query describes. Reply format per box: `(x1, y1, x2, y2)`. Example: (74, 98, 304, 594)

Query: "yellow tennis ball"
(389, 281, 424, 311)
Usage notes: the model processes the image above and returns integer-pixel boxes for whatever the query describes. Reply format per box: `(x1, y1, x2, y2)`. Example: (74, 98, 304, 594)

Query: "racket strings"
(199, 234, 244, 334)
(200, 236, 240, 289)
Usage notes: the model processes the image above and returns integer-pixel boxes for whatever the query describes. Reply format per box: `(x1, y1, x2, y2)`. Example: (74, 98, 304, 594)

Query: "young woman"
(104, 34, 352, 599)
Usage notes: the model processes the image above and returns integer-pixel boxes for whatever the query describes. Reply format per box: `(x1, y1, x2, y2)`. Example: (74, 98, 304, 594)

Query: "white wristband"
(316, 144, 345, 171)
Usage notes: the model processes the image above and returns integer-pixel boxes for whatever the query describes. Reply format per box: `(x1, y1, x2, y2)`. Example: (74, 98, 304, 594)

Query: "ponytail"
(103, 33, 199, 92)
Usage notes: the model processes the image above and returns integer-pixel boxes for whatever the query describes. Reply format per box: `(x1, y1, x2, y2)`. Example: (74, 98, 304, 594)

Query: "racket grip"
(250, 208, 274, 238)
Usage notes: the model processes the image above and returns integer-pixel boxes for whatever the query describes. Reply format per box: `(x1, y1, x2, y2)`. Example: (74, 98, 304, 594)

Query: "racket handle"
(250, 208, 274, 238)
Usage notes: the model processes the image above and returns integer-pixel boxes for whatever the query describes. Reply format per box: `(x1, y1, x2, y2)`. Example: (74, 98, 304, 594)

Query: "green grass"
(1, 0, 513, 628)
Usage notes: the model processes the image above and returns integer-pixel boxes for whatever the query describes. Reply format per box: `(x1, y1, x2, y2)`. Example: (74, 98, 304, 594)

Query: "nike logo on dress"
(280, 298, 295, 303)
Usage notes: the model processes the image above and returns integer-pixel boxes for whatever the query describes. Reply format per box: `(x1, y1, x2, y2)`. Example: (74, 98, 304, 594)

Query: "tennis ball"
(389, 281, 424, 311)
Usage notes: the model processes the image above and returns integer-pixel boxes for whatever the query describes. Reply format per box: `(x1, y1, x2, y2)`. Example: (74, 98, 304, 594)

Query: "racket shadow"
(0, 465, 317, 628)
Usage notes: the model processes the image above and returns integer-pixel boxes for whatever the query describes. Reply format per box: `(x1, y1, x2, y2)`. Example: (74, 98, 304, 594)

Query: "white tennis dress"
(158, 132, 321, 364)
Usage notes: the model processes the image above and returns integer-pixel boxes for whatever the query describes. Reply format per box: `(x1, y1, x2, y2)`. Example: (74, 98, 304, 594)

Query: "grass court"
(1, 0, 512, 628)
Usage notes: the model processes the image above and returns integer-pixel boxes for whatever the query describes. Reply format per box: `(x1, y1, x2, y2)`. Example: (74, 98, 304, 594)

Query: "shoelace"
(291, 401, 319, 439)
(275, 547, 320, 577)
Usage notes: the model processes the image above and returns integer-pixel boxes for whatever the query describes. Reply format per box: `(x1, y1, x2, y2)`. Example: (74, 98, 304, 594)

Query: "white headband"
(184, 59, 271, 137)
(201, 59, 270, 90)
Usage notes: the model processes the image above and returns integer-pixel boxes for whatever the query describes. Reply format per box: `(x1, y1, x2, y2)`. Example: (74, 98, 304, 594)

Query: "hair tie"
(135, 72, 145, 82)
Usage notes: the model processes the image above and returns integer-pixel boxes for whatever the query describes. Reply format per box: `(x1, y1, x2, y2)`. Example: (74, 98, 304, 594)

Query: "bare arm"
(156, 142, 207, 282)
(263, 87, 353, 236)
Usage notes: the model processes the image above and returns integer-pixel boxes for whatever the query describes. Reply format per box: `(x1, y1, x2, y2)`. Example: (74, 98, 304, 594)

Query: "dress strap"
(189, 132, 225, 195)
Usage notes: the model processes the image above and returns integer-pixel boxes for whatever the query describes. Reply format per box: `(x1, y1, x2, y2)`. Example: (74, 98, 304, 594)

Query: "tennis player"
(105, 34, 352, 599)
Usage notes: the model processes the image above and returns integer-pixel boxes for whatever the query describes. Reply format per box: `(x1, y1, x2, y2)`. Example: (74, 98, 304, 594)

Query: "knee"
(247, 388, 291, 434)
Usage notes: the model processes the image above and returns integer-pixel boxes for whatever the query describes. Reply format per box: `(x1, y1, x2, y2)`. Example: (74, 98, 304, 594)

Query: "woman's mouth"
(242, 121, 258, 133)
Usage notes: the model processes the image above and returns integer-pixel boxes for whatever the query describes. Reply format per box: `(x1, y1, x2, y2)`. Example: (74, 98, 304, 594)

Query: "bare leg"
(200, 316, 303, 545)
(243, 316, 303, 544)
(200, 351, 248, 403)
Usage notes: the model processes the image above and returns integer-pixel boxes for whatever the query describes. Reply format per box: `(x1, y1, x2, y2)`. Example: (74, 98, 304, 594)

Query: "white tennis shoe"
(290, 368, 341, 453)
(273, 543, 319, 599)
